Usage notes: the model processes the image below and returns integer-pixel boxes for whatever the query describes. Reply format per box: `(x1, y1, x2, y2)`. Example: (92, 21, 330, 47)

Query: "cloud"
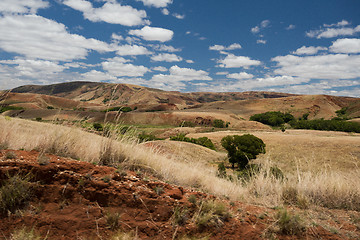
(292, 46, 327, 55)
(111, 33, 124, 41)
(251, 20, 270, 34)
(0, 0, 49, 14)
(256, 39, 267, 44)
(82, 70, 116, 82)
(0, 14, 111, 61)
(150, 65, 212, 89)
(186, 60, 194, 64)
(152, 66, 167, 72)
(115, 44, 152, 56)
(216, 71, 228, 75)
(161, 8, 169, 15)
(217, 54, 261, 68)
(209, 43, 242, 51)
(272, 54, 360, 80)
(151, 53, 182, 62)
(150, 44, 181, 52)
(136, 0, 173, 8)
(286, 24, 296, 30)
(0, 58, 66, 77)
(227, 72, 254, 80)
(173, 13, 185, 19)
(63, 0, 149, 26)
(306, 20, 360, 39)
(102, 57, 149, 77)
(329, 38, 360, 54)
(129, 26, 174, 42)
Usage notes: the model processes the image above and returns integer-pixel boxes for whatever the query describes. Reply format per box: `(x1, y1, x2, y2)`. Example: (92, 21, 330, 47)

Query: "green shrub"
(217, 163, 227, 178)
(170, 134, 216, 150)
(289, 119, 360, 133)
(46, 106, 54, 109)
(138, 133, 162, 142)
(93, 122, 103, 131)
(250, 111, 294, 127)
(35, 117, 42, 122)
(5, 151, 17, 160)
(0, 174, 33, 215)
(221, 134, 266, 169)
(213, 119, 226, 128)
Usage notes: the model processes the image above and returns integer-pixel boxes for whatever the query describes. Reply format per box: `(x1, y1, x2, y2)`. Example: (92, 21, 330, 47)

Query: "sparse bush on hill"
(105, 106, 132, 112)
(221, 134, 266, 169)
(212, 119, 229, 128)
(138, 132, 163, 142)
(170, 133, 216, 150)
(0, 106, 24, 113)
(46, 106, 54, 109)
(250, 111, 294, 127)
(0, 174, 33, 215)
(180, 121, 196, 127)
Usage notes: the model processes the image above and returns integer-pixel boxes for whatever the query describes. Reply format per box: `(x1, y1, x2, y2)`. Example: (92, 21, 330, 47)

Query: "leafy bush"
(170, 134, 216, 150)
(93, 122, 103, 131)
(250, 111, 294, 127)
(138, 133, 163, 142)
(0, 174, 33, 215)
(213, 119, 225, 128)
(289, 119, 360, 133)
(46, 106, 54, 109)
(221, 134, 266, 169)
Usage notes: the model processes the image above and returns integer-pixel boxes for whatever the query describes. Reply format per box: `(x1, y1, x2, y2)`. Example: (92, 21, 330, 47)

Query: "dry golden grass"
(187, 129, 360, 173)
(1, 116, 360, 211)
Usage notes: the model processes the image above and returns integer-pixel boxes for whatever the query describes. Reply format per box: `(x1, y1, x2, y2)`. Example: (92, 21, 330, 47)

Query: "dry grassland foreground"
(0, 116, 360, 239)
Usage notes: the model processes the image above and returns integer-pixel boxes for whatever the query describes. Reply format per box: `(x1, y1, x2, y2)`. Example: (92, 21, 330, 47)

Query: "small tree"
(221, 134, 266, 169)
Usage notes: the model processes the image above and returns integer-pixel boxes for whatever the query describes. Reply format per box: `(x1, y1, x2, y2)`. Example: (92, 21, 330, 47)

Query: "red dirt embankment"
(0, 150, 351, 239)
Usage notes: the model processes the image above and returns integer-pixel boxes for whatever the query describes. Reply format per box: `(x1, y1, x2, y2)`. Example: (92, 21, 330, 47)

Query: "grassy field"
(187, 129, 360, 173)
(1, 116, 360, 211)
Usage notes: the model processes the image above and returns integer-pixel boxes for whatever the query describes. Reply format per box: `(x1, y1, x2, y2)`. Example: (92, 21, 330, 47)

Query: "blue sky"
(0, 0, 360, 97)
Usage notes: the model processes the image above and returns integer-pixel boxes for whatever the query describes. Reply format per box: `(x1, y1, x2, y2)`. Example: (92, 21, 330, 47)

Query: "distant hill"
(12, 81, 296, 110)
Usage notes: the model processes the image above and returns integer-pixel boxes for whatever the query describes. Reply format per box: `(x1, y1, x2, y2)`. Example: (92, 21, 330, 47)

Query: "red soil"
(0, 150, 357, 239)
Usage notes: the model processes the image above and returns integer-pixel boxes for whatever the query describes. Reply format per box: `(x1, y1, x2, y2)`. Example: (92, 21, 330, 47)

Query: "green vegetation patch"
(250, 111, 294, 127)
(0, 105, 24, 113)
(170, 133, 216, 150)
(289, 119, 360, 133)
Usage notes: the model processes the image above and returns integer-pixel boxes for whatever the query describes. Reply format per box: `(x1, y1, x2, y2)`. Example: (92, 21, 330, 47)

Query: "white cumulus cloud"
(209, 43, 242, 51)
(129, 26, 174, 42)
(292, 46, 328, 55)
(0, 14, 111, 61)
(0, 0, 49, 14)
(329, 38, 360, 54)
(227, 72, 254, 80)
(102, 57, 149, 77)
(115, 44, 152, 56)
(136, 0, 173, 8)
(151, 53, 182, 62)
(63, 0, 149, 26)
(218, 54, 261, 68)
(306, 20, 360, 39)
(272, 54, 360, 80)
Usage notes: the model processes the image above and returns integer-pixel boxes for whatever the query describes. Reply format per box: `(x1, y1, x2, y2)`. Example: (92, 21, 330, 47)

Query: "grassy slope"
(1, 116, 360, 211)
